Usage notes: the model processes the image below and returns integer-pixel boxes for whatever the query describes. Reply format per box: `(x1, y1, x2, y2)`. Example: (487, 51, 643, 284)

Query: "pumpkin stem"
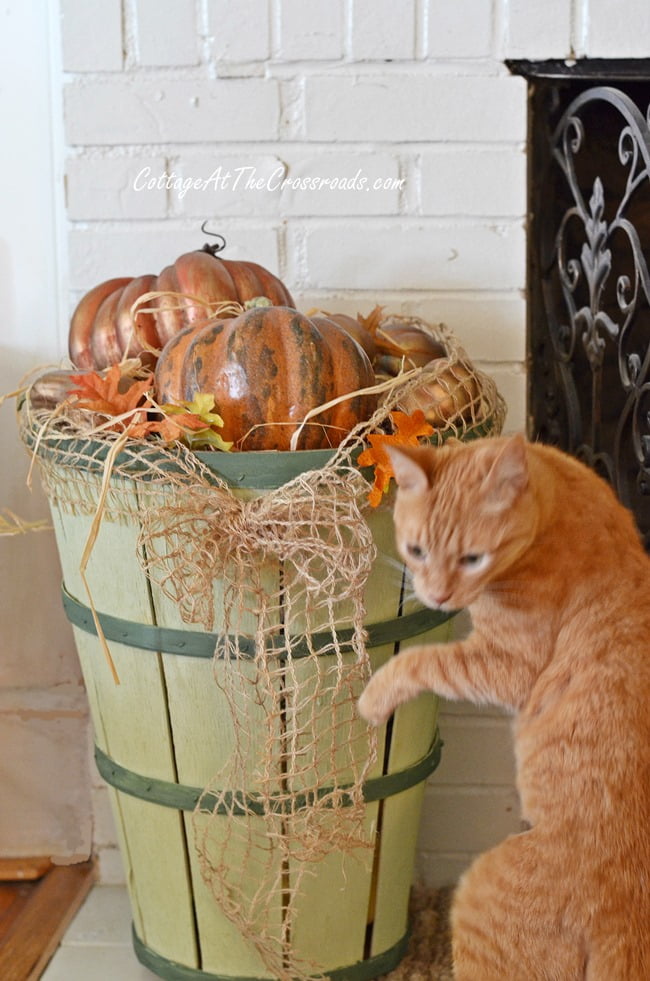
(200, 220, 227, 256)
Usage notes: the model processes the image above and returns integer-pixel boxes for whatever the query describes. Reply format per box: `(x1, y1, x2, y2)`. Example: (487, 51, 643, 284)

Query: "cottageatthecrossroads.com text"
(133, 165, 406, 198)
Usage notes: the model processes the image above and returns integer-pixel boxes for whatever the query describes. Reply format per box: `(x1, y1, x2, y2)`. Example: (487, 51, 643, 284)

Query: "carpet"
(380, 886, 455, 980)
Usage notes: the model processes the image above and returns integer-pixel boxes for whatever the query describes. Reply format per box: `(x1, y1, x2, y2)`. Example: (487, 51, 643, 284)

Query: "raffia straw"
(239, 420, 348, 449)
(114, 356, 152, 379)
(129, 291, 246, 356)
(25, 399, 76, 490)
(288, 366, 422, 452)
(0, 386, 28, 409)
(78, 428, 132, 686)
(0, 509, 51, 536)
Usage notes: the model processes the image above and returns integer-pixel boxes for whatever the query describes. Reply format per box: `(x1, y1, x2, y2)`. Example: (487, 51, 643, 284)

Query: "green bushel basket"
(33, 436, 454, 981)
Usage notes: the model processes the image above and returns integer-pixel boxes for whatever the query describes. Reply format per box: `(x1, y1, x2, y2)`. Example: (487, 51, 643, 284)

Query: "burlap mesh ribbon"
(18, 317, 506, 979)
(139, 468, 377, 977)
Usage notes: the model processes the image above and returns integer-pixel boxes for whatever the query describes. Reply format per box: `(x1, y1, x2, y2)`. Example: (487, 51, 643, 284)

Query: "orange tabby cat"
(358, 434, 650, 980)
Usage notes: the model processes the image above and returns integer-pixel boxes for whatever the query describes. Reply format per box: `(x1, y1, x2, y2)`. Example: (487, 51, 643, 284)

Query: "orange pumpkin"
(399, 358, 481, 425)
(374, 319, 447, 374)
(68, 239, 294, 371)
(307, 310, 378, 362)
(306, 307, 447, 374)
(154, 306, 377, 451)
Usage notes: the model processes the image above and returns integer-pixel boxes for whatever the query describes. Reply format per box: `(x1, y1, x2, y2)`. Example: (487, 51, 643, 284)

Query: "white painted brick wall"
(419, 147, 527, 217)
(207, 0, 272, 63)
(297, 221, 526, 291)
(585, 0, 650, 57)
(275, 0, 345, 61)
(303, 73, 527, 143)
(425, 0, 494, 59)
(60, 0, 123, 72)
(56, 0, 641, 888)
(349, 0, 416, 61)
(135, 0, 199, 67)
(66, 154, 169, 219)
(64, 77, 282, 144)
(501, 0, 574, 60)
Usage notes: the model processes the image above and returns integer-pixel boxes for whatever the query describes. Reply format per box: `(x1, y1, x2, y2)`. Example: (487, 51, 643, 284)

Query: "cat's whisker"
(374, 553, 411, 593)
(375, 551, 407, 577)
(401, 588, 420, 608)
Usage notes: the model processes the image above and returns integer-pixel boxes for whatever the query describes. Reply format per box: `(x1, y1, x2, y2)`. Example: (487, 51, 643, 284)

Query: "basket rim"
(21, 414, 496, 490)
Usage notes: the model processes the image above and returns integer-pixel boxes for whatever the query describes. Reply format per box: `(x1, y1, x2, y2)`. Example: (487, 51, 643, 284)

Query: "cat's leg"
(451, 829, 586, 981)
(358, 632, 535, 724)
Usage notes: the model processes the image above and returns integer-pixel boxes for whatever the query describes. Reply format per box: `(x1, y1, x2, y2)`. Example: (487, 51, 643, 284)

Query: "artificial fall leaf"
(68, 366, 154, 430)
(68, 370, 233, 450)
(389, 409, 436, 442)
(188, 428, 234, 452)
(356, 304, 384, 338)
(128, 411, 207, 443)
(358, 409, 434, 507)
(157, 394, 233, 451)
(161, 393, 226, 429)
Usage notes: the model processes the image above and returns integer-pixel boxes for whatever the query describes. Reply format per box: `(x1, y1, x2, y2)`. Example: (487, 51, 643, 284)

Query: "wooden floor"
(0, 858, 96, 981)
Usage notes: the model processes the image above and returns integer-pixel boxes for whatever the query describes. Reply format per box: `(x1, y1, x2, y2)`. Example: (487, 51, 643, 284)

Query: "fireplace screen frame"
(509, 59, 650, 547)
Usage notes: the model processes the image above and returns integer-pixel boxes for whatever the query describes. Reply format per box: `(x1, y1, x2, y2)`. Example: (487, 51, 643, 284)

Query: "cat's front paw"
(357, 669, 397, 727)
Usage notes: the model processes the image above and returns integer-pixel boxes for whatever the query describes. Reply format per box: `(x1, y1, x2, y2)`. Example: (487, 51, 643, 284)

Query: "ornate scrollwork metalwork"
(531, 82, 650, 544)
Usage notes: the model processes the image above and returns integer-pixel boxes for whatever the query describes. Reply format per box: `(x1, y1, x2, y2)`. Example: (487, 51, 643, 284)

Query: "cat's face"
(389, 435, 535, 611)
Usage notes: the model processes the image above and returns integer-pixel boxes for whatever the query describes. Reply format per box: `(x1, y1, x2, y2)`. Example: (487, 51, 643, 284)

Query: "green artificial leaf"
(185, 427, 233, 452)
(159, 393, 232, 452)
(162, 393, 225, 428)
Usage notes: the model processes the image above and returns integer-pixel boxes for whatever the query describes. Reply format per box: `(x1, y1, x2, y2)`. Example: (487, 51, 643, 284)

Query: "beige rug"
(381, 886, 455, 980)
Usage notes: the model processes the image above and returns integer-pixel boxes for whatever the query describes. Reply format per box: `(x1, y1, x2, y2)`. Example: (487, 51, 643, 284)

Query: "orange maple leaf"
(69, 366, 155, 431)
(358, 409, 434, 506)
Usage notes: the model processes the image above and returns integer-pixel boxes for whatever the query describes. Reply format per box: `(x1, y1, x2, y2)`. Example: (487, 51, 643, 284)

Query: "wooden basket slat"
(368, 617, 453, 957)
(288, 809, 377, 973)
(145, 482, 283, 976)
(49, 488, 201, 968)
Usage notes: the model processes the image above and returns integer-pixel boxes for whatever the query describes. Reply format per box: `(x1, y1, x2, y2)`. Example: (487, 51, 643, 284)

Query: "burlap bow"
(137, 463, 375, 635)
(137, 462, 379, 980)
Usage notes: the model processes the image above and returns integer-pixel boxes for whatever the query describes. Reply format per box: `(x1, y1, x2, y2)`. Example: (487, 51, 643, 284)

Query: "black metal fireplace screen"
(510, 59, 650, 547)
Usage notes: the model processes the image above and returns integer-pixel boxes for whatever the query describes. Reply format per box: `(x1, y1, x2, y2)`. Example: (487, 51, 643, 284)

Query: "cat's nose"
(433, 591, 452, 607)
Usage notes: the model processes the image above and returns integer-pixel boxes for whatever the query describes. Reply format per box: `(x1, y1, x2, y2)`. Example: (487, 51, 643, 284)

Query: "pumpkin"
(307, 307, 447, 375)
(68, 238, 295, 371)
(307, 309, 378, 362)
(399, 358, 481, 425)
(29, 369, 82, 411)
(374, 318, 447, 374)
(154, 306, 378, 451)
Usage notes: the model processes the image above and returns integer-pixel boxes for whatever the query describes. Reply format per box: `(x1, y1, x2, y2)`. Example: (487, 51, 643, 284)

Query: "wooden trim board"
(0, 859, 96, 981)
(0, 858, 53, 882)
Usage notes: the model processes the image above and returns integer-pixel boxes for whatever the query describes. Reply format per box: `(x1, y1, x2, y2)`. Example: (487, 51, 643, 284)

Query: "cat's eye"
(460, 552, 485, 568)
(406, 543, 426, 560)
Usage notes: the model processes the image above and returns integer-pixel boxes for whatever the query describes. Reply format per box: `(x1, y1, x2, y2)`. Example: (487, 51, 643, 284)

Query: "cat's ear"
(481, 434, 529, 511)
(386, 445, 433, 494)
